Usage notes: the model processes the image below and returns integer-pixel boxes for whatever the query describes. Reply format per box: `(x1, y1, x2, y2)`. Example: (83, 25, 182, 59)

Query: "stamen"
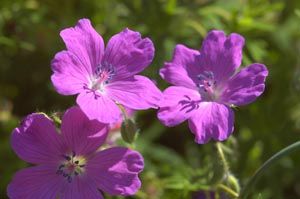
(56, 169, 63, 175)
(89, 62, 116, 92)
(197, 70, 217, 100)
(67, 176, 72, 183)
(63, 155, 71, 161)
(56, 153, 86, 183)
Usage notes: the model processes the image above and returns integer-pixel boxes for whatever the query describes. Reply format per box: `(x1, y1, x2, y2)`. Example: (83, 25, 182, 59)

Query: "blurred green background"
(1, 0, 300, 198)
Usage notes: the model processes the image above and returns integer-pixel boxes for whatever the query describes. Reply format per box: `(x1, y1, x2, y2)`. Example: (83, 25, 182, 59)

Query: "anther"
(67, 176, 72, 183)
(58, 164, 65, 169)
(57, 154, 86, 182)
(63, 155, 71, 161)
(91, 62, 115, 91)
(56, 170, 63, 175)
(197, 70, 217, 100)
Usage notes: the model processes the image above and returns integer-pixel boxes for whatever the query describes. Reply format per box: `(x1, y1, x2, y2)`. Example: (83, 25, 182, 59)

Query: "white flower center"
(90, 62, 115, 92)
(197, 70, 218, 101)
(56, 151, 86, 183)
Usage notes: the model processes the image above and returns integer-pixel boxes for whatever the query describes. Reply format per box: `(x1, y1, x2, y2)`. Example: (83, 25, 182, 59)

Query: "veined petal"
(60, 176, 104, 199)
(60, 18, 104, 73)
(188, 102, 234, 144)
(51, 51, 89, 95)
(11, 113, 63, 164)
(106, 75, 162, 110)
(160, 44, 200, 88)
(7, 165, 64, 199)
(86, 147, 144, 196)
(76, 91, 121, 123)
(103, 28, 154, 79)
(220, 63, 268, 106)
(158, 86, 201, 126)
(61, 106, 109, 156)
(198, 30, 245, 82)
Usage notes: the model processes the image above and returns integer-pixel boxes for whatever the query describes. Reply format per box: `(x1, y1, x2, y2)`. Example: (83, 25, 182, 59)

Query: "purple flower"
(158, 30, 268, 144)
(7, 106, 144, 199)
(51, 19, 162, 123)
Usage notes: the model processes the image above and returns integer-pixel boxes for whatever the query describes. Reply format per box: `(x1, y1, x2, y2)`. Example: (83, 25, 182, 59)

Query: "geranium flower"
(158, 30, 268, 144)
(7, 106, 144, 199)
(51, 19, 162, 123)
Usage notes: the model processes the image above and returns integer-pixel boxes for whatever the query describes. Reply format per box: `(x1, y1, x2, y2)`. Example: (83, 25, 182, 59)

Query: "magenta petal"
(103, 28, 154, 79)
(188, 102, 234, 144)
(7, 165, 63, 199)
(157, 86, 201, 126)
(220, 63, 268, 106)
(11, 113, 63, 164)
(199, 30, 245, 82)
(107, 75, 162, 110)
(60, 177, 104, 199)
(76, 91, 121, 123)
(160, 44, 200, 88)
(87, 147, 144, 196)
(60, 18, 104, 73)
(61, 106, 109, 155)
(51, 51, 89, 95)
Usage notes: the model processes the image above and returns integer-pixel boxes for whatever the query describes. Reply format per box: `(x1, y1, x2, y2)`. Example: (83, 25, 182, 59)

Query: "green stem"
(240, 141, 300, 198)
(217, 184, 239, 198)
(117, 104, 128, 120)
(216, 142, 230, 175)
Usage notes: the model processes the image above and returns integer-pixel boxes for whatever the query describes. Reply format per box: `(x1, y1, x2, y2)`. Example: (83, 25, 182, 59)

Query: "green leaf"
(240, 141, 300, 198)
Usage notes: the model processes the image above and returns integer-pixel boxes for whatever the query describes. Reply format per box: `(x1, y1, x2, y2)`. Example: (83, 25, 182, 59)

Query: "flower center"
(90, 62, 115, 91)
(197, 71, 217, 101)
(56, 151, 86, 183)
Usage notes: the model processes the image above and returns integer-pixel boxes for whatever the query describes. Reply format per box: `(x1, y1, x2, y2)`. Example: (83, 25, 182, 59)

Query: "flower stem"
(216, 142, 229, 175)
(117, 104, 128, 120)
(240, 141, 300, 198)
(217, 184, 239, 198)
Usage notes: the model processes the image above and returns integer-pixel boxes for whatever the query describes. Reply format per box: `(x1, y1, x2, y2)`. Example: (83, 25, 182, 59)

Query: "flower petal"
(160, 44, 200, 88)
(60, 176, 104, 199)
(103, 28, 154, 79)
(76, 91, 121, 123)
(199, 30, 245, 82)
(157, 86, 201, 127)
(11, 113, 63, 164)
(107, 75, 162, 110)
(188, 102, 234, 144)
(61, 106, 109, 156)
(220, 63, 268, 106)
(7, 165, 63, 199)
(86, 147, 144, 196)
(51, 51, 89, 95)
(60, 18, 104, 73)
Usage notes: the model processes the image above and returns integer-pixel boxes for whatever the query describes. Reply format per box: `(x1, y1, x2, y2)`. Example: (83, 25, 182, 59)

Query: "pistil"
(197, 70, 217, 101)
(56, 151, 86, 183)
(90, 62, 115, 92)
